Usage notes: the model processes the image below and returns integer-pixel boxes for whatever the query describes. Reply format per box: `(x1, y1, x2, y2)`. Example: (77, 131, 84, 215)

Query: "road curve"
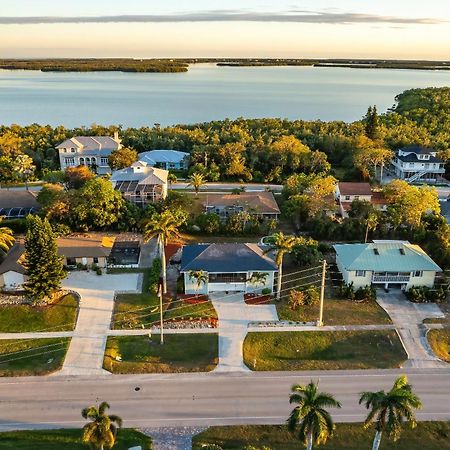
(0, 368, 449, 430)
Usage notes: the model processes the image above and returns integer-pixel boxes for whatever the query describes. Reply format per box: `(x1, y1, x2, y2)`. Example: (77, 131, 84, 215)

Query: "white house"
(334, 240, 441, 290)
(180, 243, 278, 295)
(57, 133, 122, 175)
(110, 161, 168, 207)
(391, 145, 445, 184)
(139, 150, 190, 170)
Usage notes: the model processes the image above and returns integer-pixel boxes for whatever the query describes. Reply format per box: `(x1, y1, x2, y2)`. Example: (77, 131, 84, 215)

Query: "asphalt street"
(0, 368, 449, 431)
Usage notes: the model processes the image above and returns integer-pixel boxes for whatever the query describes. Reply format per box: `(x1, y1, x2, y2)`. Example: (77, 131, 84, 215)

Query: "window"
(413, 271, 423, 277)
(66, 257, 76, 266)
(64, 157, 75, 166)
(71, 148, 76, 153)
(344, 195, 350, 201)
(93, 257, 99, 264)
(354, 195, 360, 200)
(101, 157, 109, 165)
(209, 273, 247, 283)
(355, 270, 366, 277)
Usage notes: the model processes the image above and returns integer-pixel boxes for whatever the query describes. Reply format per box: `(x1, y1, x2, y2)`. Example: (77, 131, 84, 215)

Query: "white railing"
(372, 275, 410, 283)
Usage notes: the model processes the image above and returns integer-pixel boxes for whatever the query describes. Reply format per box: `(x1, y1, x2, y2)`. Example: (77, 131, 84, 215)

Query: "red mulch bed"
(164, 243, 183, 265)
(178, 294, 209, 304)
(244, 293, 272, 305)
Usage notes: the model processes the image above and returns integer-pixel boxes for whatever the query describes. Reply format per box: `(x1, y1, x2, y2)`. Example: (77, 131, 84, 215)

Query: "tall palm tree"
(265, 232, 302, 300)
(167, 172, 177, 190)
(0, 218, 15, 253)
(188, 172, 206, 197)
(288, 380, 342, 450)
(365, 213, 378, 243)
(359, 375, 422, 450)
(143, 210, 183, 294)
(188, 270, 208, 297)
(81, 401, 122, 450)
(247, 271, 268, 292)
(13, 154, 35, 191)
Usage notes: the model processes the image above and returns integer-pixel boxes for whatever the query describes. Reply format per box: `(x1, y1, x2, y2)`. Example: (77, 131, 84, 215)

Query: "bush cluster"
(337, 282, 376, 302)
(289, 285, 320, 310)
(406, 286, 447, 303)
(148, 258, 162, 295)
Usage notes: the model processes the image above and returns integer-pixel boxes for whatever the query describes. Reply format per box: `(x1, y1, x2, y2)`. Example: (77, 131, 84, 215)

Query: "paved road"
(0, 369, 449, 431)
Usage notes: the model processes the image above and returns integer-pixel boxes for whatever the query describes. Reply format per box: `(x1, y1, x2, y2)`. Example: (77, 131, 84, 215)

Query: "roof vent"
(399, 248, 405, 255)
(373, 248, 379, 255)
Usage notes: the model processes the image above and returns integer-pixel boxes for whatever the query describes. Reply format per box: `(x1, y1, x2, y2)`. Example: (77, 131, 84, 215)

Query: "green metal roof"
(333, 241, 442, 272)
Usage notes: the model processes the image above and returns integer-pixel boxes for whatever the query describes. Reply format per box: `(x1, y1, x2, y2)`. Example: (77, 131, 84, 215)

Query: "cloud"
(0, 10, 445, 25)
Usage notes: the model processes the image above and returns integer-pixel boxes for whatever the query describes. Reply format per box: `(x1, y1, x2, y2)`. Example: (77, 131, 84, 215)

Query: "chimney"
(113, 131, 119, 142)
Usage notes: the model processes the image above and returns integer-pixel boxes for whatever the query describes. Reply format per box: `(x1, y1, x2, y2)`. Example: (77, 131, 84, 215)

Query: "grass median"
(103, 334, 218, 373)
(193, 422, 450, 450)
(0, 294, 78, 332)
(427, 329, 450, 362)
(0, 338, 70, 376)
(243, 330, 407, 371)
(0, 428, 151, 449)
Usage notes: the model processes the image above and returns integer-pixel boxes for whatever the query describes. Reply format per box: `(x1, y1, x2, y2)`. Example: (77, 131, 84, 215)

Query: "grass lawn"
(0, 294, 78, 332)
(0, 428, 151, 449)
(427, 329, 450, 362)
(192, 422, 450, 450)
(103, 334, 218, 373)
(0, 338, 70, 376)
(164, 298, 218, 321)
(243, 330, 406, 371)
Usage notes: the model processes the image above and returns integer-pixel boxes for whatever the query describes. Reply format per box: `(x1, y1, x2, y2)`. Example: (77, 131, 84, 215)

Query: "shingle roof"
(202, 192, 280, 214)
(0, 191, 39, 209)
(400, 145, 435, 155)
(56, 136, 120, 151)
(334, 241, 441, 272)
(396, 153, 442, 163)
(338, 182, 372, 196)
(0, 242, 25, 275)
(180, 243, 278, 272)
(139, 150, 189, 165)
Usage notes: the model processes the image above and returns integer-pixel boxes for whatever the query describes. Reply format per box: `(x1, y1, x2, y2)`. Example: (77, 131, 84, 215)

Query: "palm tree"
(365, 213, 378, 243)
(81, 401, 122, 450)
(0, 218, 15, 253)
(247, 271, 268, 293)
(168, 172, 177, 190)
(288, 380, 342, 450)
(359, 375, 422, 450)
(188, 172, 206, 197)
(265, 232, 301, 300)
(188, 270, 208, 297)
(143, 210, 183, 294)
(13, 154, 35, 191)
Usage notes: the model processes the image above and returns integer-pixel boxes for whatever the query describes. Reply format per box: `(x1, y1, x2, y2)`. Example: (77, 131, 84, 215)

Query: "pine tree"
(24, 215, 66, 302)
(364, 105, 381, 141)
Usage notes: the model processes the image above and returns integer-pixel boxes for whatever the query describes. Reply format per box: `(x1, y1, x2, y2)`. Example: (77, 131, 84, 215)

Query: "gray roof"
(110, 162, 168, 188)
(0, 191, 39, 209)
(57, 136, 120, 152)
(0, 242, 25, 275)
(139, 150, 189, 165)
(334, 241, 441, 272)
(180, 243, 278, 272)
(396, 153, 442, 163)
(400, 145, 436, 155)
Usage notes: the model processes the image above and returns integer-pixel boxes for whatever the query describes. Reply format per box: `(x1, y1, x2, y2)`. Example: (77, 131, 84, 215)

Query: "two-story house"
(391, 145, 445, 184)
(56, 132, 122, 175)
(110, 161, 168, 207)
(139, 150, 190, 171)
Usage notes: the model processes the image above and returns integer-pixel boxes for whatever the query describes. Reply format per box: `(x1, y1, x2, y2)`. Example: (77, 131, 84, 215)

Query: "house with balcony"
(180, 243, 277, 294)
(201, 191, 280, 221)
(335, 182, 387, 217)
(391, 145, 445, 184)
(57, 132, 122, 175)
(334, 240, 441, 290)
(139, 150, 190, 171)
(110, 161, 168, 207)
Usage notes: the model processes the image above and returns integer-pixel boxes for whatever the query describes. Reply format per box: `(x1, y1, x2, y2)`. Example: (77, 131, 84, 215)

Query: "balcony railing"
(372, 275, 410, 283)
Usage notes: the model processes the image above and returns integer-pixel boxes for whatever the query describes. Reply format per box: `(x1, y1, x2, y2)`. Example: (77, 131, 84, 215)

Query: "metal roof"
(56, 136, 120, 151)
(139, 150, 189, 165)
(333, 241, 442, 272)
(180, 243, 278, 273)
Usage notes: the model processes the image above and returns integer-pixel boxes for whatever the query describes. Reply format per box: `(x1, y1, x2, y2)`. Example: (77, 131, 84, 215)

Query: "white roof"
(56, 136, 120, 151)
(139, 150, 189, 166)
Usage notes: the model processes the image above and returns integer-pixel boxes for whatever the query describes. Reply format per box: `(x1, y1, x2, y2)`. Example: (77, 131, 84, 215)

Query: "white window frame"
(413, 270, 423, 277)
(355, 270, 366, 277)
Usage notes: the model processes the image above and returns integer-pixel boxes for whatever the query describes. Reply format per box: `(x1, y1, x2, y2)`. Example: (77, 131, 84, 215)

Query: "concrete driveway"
(377, 290, 446, 368)
(57, 271, 140, 376)
(210, 292, 278, 372)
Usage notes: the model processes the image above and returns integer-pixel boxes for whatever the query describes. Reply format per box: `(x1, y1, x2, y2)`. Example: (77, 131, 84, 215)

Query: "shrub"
(355, 285, 377, 302)
(2, 218, 27, 233)
(95, 268, 102, 276)
(195, 213, 221, 234)
(337, 282, 355, 300)
(51, 222, 72, 236)
(289, 285, 319, 310)
(261, 287, 272, 295)
(406, 286, 447, 303)
(149, 258, 162, 294)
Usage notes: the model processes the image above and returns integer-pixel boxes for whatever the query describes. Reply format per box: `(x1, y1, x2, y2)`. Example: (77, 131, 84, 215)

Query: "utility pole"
(158, 283, 164, 345)
(204, 152, 208, 168)
(317, 259, 327, 327)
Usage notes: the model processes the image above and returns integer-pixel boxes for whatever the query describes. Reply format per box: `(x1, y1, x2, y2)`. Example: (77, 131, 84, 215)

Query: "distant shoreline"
(1, 58, 449, 73)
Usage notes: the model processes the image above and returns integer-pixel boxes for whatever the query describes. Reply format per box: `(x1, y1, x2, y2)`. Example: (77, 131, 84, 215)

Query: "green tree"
(359, 375, 422, 450)
(0, 218, 15, 253)
(247, 271, 269, 292)
(23, 215, 66, 302)
(288, 380, 342, 450)
(12, 154, 35, 190)
(108, 147, 138, 170)
(81, 401, 123, 450)
(168, 172, 178, 189)
(188, 270, 208, 297)
(196, 213, 221, 234)
(188, 172, 206, 197)
(265, 232, 302, 300)
(143, 210, 185, 294)
(364, 105, 381, 141)
(365, 213, 379, 243)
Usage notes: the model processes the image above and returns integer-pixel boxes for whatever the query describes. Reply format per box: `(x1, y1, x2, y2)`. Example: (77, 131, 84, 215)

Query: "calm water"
(1, 63, 449, 127)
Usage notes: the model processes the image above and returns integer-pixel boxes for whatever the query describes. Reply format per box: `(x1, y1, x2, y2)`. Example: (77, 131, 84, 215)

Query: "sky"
(1, 0, 449, 59)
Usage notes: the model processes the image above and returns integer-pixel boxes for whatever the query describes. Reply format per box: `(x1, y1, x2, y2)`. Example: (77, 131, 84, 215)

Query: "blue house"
(139, 150, 190, 170)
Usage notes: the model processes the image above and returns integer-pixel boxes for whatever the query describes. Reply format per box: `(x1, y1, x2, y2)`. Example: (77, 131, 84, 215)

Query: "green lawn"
(0, 294, 78, 332)
(0, 338, 70, 376)
(193, 422, 450, 450)
(0, 428, 151, 449)
(164, 299, 218, 321)
(104, 334, 218, 373)
(243, 330, 407, 371)
(427, 329, 450, 362)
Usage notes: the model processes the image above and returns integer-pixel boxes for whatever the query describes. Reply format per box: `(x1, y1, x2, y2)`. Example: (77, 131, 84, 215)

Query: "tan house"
(201, 191, 280, 220)
(335, 182, 387, 217)
(0, 236, 114, 291)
